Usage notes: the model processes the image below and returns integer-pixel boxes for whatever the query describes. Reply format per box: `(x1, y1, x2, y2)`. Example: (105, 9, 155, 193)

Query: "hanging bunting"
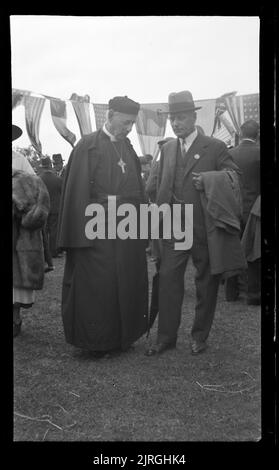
(218, 92, 241, 134)
(12, 88, 30, 109)
(24, 95, 45, 154)
(136, 104, 168, 160)
(50, 98, 76, 147)
(194, 99, 217, 137)
(237, 93, 259, 123)
(70, 93, 92, 136)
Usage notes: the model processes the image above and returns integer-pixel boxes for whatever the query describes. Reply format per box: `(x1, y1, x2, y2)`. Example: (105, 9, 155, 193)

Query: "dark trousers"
(225, 221, 246, 301)
(157, 239, 221, 345)
(224, 270, 247, 300)
(46, 213, 59, 257)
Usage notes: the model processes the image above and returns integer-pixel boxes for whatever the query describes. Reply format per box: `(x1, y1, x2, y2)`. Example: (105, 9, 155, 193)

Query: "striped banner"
(50, 99, 76, 147)
(24, 95, 46, 154)
(70, 93, 92, 136)
(219, 113, 235, 135)
(136, 104, 168, 160)
(92, 103, 108, 129)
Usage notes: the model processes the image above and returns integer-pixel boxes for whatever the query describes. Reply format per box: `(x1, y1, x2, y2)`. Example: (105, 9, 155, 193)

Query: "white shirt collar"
(180, 128, 198, 152)
(102, 123, 118, 142)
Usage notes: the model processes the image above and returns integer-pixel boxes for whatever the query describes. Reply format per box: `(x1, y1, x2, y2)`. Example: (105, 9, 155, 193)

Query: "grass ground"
(13, 255, 261, 442)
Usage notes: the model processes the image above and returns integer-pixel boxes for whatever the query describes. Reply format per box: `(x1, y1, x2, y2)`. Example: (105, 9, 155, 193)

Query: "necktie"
(181, 139, 187, 162)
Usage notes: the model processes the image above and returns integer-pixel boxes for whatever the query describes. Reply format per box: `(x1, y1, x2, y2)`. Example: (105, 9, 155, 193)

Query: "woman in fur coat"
(12, 125, 50, 336)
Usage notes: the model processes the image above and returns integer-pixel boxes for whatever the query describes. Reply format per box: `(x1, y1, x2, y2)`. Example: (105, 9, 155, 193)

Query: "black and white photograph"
(10, 13, 275, 456)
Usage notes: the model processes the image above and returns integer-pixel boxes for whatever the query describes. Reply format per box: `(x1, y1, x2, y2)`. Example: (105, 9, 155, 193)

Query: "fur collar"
(13, 170, 50, 230)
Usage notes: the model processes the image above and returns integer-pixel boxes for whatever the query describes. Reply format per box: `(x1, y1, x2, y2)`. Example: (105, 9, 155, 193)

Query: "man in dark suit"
(225, 119, 260, 305)
(38, 156, 63, 258)
(145, 90, 240, 356)
(52, 153, 66, 179)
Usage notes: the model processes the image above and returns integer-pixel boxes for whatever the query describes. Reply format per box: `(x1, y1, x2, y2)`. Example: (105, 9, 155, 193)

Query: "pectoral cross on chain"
(118, 158, 126, 174)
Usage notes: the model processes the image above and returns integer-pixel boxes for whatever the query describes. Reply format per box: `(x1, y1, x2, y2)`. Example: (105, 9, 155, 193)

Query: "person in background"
(38, 156, 63, 259)
(145, 90, 241, 357)
(196, 124, 205, 136)
(138, 154, 153, 187)
(52, 153, 66, 179)
(57, 96, 148, 357)
(12, 124, 50, 336)
(226, 139, 234, 149)
(138, 153, 153, 255)
(225, 119, 260, 305)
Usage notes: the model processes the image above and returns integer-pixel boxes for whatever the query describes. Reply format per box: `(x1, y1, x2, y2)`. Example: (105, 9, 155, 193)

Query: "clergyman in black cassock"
(57, 96, 148, 354)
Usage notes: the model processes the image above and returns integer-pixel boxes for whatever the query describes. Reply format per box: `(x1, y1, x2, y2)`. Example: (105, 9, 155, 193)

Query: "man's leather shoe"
(191, 341, 207, 355)
(13, 320, 22, 338)
(145, 341, 176, 356)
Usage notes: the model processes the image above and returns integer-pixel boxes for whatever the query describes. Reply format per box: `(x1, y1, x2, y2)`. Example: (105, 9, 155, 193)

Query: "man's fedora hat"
(52, 153, 64, 163)
(12, 124, 23, 141)
(166, 91, 202, 114)
(109, 96, 140, 115)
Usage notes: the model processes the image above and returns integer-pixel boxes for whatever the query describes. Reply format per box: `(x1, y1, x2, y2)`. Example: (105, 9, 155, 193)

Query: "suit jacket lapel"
(156, 139, 178, 205)
(183, 134, 208, 179)
(163, 139, 179, 183)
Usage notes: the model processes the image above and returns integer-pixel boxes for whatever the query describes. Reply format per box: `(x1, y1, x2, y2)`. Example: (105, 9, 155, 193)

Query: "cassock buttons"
(194, 154, 200, 160)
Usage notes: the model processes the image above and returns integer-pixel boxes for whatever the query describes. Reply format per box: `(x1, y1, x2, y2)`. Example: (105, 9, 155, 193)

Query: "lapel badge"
(194, 154, 200, 160)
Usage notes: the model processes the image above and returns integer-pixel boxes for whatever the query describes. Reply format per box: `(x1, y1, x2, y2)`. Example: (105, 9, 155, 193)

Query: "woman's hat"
(165, 91, 202, 114)
(12, 124, 23, 141)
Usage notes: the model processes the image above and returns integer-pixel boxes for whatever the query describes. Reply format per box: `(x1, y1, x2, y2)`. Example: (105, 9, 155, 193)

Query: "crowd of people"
(12, 90, 261, 359)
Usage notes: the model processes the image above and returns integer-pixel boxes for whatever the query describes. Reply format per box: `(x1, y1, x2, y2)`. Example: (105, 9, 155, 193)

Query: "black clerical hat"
(108, 96, 140, 115)
(40, 156, 52, 168)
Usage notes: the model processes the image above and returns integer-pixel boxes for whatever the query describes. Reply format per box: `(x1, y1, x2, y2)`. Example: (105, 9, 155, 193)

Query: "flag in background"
(70, 93, 92, 136)
(92, 103, 108, 129)
(24, 95, 46, 154)
(13, 87, 259, 152)
(12, 89, 25, 109)
(217, 92, 260, 135)
(50, 99, 76, 147)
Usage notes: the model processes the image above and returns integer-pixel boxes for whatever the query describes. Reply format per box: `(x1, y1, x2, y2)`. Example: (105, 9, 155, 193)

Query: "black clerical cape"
(57, 130, 148, 351)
